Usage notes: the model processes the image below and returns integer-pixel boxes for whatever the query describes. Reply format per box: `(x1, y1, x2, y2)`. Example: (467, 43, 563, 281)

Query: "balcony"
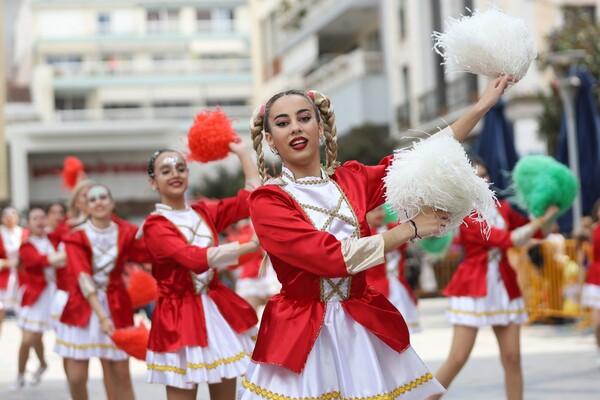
(304, 49, 383, 94)
(275, 0, 378, 54)
(50, 58, 251, 78)
(53, 105, 254, 125)
(417, 75, 478, 124)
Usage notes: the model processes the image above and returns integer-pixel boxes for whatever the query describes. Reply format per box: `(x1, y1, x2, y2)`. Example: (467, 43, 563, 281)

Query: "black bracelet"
(408, 220, 421, 240)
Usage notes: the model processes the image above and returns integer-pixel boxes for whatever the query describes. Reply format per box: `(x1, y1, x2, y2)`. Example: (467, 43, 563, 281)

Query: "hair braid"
(310, 90, 338, 171)
(250, 107, 268, 183)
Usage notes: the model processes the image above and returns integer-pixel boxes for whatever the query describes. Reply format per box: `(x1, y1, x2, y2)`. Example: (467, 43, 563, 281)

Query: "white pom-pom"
(383, 128, 497, 237)
(433, 7, 536, 80)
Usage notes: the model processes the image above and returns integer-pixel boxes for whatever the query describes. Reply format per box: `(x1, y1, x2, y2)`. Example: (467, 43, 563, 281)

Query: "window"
(55, 96, 86, 110)
(98, 12, 111, 35)
(399, 0, 406, 40)
(146, 9, 179, 34)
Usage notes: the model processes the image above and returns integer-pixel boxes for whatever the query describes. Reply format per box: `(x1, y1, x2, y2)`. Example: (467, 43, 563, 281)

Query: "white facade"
(7, 0, 255, 213)
(251, 0, 599, 152)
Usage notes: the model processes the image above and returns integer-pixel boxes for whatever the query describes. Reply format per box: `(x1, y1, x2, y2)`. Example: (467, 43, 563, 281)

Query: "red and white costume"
(47, 220, 79, 327)
(17, 234, 61, 332)
(240, 164, 443, 400)
(444, 200, 529, 326)
(582, 224, 600, 308)
(0, 225, 28, 311)
(143, 194, 258, 389)
(235, 251, 281, 300)
(54, 218, 147, 360)
(387, 242, 421, 333)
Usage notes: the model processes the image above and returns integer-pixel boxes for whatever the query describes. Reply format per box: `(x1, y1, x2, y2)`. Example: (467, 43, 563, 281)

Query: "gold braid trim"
(241, 372, 435, 400)
(447, 308, 527, 317)
(55, 339, 119, 350)
(147, 351, 249, 375)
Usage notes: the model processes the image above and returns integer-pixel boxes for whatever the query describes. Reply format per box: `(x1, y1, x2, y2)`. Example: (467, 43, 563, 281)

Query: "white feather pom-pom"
(383, 128, 497, 237)
(433, 7, 536, 80)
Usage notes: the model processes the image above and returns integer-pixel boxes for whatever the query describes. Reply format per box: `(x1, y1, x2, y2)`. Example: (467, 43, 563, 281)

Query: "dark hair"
(148, 149, 185, 178)
(45, 202, 66, 215)
(592, 197, 600, 223)
(27, 207, 45, 220)
(469, 155, 488, 170)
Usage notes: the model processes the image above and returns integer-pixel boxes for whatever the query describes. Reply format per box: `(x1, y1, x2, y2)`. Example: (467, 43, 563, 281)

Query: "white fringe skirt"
(146, 293, 257, 389)
(239, 301, 444, 400)
(54, 290, 128, 360)
(17, 282, 56, 332)
(446, 260, 528, 327)
(582, 284, 600, 309)
(388, 278, 421, 333)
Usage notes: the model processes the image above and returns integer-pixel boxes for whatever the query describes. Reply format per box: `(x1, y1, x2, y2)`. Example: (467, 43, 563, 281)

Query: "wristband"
(408, 220, 421, 241)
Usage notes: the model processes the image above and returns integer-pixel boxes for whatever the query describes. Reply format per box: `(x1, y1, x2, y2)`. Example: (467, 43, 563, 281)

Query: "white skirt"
(54, 290, 128, 361)
(17, 283, 56, 332)
(49, 289, 69, 328)
(236, 267, 281, 299)
(0, 270, 20, 311)
(146, 293, 257, 389)
(239, 301, 445, 400)
(388, 279, 421, 333)
(582, 284, 600, 309)
(446, 260, 528, 327)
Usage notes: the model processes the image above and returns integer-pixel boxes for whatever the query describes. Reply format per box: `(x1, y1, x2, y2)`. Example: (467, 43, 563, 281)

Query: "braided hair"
(249, 89, 338, 182)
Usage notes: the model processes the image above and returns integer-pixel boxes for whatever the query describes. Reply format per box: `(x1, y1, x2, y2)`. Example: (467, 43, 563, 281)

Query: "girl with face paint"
(143, 143, 261, 400)
(10, 208, 67, 390)
(55, 184, 150, 400)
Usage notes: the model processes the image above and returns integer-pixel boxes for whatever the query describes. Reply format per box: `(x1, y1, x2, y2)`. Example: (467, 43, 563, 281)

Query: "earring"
(269, 147, 279, 156)
(152, 186, 158, 191)
(319, 136, 325, 146)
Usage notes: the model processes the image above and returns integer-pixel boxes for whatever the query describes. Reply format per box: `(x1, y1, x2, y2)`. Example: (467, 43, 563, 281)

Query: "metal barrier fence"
(418, 239, 592, 325)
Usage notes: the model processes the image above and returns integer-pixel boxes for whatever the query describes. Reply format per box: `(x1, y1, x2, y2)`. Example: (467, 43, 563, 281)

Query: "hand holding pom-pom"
(62, 156, 86, 190)
(187, 108, 237, 163)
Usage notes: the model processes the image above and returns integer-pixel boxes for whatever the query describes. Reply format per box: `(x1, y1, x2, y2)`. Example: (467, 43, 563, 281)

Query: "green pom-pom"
(418, 233, 453, 257)
(512, 155, 578, 217)
(383, 203, 398, 224)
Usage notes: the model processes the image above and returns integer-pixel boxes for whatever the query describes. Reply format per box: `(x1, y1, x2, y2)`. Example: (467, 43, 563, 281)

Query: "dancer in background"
(143, 142, 260, 400)
(46, 202, 67, 232)
(11, 208, 66, 390)
(582, 198, 600, 368)
(428, 160, 559, 400)
(55, 184, 148, 400)
(0, 206, 28, 335)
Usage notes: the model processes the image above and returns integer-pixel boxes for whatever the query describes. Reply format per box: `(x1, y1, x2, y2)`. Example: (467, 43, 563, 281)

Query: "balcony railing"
(146, 20, 180, 35)
(53, 105, 254, 123)
(304, 49, 383, 93)
(49, 58, 252, 77)
(196, 19, 243, 33)
(417, 75, 477, 124)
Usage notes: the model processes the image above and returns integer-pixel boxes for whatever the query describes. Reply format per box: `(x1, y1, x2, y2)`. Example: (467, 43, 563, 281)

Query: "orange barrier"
(510, 239, 591, 325)
(417, 240, 592, 327)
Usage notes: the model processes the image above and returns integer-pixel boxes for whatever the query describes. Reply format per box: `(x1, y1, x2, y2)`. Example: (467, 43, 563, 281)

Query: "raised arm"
(451, 76, 512, 142)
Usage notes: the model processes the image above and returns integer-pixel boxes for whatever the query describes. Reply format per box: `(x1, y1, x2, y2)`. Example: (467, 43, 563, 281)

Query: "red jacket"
(19, 236, 60, 307)
(444, 200, 530, 300)
(249, 157, 411, 374)
(0, 228, 28, 289)
(585, 224, 600, 285)
(144, 192, 258, 353)
(60, 218, 149, 328)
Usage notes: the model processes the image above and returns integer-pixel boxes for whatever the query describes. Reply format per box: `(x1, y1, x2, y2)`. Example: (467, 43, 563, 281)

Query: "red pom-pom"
(62, 156, 86, 190)
(187, 108, 237, 163)
(226, 223, 262, 267)
(111, 323, 149, 361)
(126, 267, 157, 309)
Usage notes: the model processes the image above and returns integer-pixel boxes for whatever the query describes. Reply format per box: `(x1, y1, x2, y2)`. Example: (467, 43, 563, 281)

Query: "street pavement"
(0, 297, 598, 399)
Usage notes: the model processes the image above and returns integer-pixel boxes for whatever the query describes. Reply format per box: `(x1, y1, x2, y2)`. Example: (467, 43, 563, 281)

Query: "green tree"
(336, 124, 394, 165)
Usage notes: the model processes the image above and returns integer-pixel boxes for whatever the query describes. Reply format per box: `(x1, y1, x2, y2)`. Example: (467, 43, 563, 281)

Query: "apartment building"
(250, 0, 598, 152)
(7, 0, 254, 214)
